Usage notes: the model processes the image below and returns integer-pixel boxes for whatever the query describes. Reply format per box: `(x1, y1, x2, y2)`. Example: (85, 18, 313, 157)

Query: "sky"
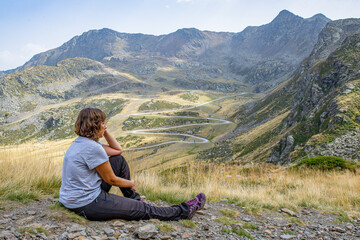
(0, 0, 359, 71)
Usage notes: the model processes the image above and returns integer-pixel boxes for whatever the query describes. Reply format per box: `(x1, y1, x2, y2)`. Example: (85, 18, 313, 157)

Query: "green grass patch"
(283, 230, 297, 235)
(53, 191, 60, 199)
(116, 135, 145, 148)
(232, 228, 254, 239)
(330, 210, 354, 224)
(197, 142, 233, 162)
(289, 217, 304, 225)
(157, 222, 175, 232)
(220, 208, 240, 218)
(36, 227, 49, 235)
(34, 176, 62, 194)
(236, 130, 275, 157)
(222, 226, 232, 234)
(173, 111, 199, 117)
(242, 222, 258, 230)
(122, 116, 206, 131)
(6, 191, 39, 204)
(222, 226, 254, 239)
(139, 100, 181, 111)
(49, 201, 87, 224)
(17, 227, 36, 235)
(215, 216, 241, 225)
(17, 226, 49, 235)
(293, 156, 357, 171)
(179, 219, 197, 228)
(262, 203, 276, 210)
(180, 93, 199, 102)
(49, 201, 66, 210)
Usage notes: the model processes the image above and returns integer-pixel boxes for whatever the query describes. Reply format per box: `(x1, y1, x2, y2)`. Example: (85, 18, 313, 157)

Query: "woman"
(59, 108, 205, 221)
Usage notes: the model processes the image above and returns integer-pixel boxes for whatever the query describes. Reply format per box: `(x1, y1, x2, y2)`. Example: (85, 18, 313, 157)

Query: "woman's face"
(98, 122, 107, 138)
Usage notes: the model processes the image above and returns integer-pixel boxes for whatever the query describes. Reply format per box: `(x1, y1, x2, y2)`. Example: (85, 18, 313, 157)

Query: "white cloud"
(0, 43, 46, 70)
(165, 5, 170, 8)
(0, 51, 26, 70)
(22, 43, 47, 56)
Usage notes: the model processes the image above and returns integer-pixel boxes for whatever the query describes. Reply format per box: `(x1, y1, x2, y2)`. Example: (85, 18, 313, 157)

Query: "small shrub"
(220, 208, 240, 218)
(293, 156, 356, 171)
(179, 219, 197, 228)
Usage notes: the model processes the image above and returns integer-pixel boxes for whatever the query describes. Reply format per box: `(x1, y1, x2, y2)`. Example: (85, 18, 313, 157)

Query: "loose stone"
(281, 208, 297, 217)
(104, 227, 115, 236)
(134, 224, 158, 239)
(333, 227, 346, 233)
(280, 234, 297, 239)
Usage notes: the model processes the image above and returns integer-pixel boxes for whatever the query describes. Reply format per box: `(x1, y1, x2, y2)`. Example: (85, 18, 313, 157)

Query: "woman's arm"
(102, 129, 123, 156)
(96, 161, 136, 190)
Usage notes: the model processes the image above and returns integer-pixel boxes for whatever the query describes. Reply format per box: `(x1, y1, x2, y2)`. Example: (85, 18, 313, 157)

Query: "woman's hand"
(130, 179, 136, 191)
(101, 126, 123, 156)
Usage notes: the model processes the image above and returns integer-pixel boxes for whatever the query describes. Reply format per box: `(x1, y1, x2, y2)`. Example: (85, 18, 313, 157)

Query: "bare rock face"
(268, 26, 360, 165)
(268, 135, 294, 165)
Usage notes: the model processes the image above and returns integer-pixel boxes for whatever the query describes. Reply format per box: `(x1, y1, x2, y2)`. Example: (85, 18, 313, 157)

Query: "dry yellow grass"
(1, 142, 359, 220)
(0, 142, 68, 202)
(137, 162, 360, 219)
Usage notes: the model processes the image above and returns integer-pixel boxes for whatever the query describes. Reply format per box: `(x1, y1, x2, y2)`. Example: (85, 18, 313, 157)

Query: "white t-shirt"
(59, 136, 108, 209)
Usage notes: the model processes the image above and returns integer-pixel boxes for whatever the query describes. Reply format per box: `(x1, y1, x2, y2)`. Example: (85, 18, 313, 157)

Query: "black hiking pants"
(69, 155, 190, 221)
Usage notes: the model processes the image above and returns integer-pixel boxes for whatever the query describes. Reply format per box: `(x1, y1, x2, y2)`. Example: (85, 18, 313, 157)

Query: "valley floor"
(0, 196, 359, 240)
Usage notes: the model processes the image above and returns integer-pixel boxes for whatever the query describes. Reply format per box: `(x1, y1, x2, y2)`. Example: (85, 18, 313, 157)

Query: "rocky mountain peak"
(270, 9, 303, 24)
(305, 18, 360, 66)
(307, 13, 331, 22)
(173, 28, 204, 38)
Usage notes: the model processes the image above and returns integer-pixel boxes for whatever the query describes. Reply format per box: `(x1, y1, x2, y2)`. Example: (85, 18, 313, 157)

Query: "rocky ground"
(0, 197, 359, 240)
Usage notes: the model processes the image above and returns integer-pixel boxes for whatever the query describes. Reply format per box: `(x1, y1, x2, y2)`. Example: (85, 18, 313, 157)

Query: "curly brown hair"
(75, 108, 106, 140)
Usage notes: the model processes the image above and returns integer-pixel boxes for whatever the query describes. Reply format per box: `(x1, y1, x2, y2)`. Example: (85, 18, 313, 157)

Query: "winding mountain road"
(123, 93, 244, 151)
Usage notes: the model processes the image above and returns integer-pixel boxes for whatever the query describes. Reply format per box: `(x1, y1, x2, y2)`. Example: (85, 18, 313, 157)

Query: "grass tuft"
(215, 216, 241, 225)
(283, 230, 297, 235)
(222, 226, 254, 239)
(17, 227, 36, 235)
(49, 201, 87, 224)
(7, 191, 39, 204)
(157, 222, 175, 232)
(179, 219, 197, 228)
(220, 208, 240, 218)
(289, 217, 304, 225)
(242, 222, 258, 230)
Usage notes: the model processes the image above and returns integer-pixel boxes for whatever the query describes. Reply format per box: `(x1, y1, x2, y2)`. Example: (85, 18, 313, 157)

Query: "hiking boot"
(186, 193, 206, 219)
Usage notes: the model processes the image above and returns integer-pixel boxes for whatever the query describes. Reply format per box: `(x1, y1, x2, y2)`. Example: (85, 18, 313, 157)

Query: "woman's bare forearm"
(103, 130, 122, 151)
(108, 176, 134, 188)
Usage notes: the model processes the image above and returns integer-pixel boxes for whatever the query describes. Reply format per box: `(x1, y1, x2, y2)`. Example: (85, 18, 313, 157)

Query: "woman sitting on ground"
(59, 108, 205, 221)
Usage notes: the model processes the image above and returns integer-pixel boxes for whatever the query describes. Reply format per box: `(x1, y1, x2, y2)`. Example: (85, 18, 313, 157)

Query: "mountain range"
(1, 10, 329, 87)
(1, 10, 360, 165)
